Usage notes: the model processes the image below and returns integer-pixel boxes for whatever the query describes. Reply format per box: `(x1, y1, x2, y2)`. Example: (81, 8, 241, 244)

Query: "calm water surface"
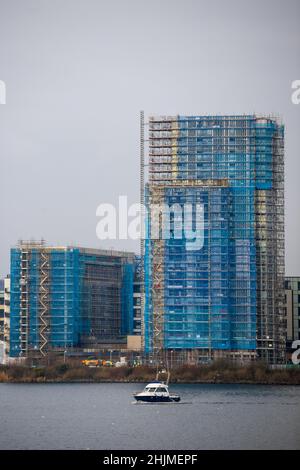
(0, 383, 299, 449)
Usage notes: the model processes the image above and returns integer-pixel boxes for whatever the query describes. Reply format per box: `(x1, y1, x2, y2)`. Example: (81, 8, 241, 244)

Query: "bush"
(63, 367, 94, 381)
(130, 366, 156, 382)
(55, 363, 70, 375)
(1, 361, 299, 384)
(7, 366, 28, 381)
(0, 371, 9, 382)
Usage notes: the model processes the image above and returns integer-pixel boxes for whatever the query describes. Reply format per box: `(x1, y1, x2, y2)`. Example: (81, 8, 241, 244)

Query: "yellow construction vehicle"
(81, 359, 100, 367)
(102, 360, 114, 367)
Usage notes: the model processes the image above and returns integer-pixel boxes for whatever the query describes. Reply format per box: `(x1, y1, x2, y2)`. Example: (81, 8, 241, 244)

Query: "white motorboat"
(133, 372, 181, 403)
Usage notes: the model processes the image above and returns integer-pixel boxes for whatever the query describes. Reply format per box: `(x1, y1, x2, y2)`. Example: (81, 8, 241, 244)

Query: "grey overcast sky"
(0, 0, 299, 277)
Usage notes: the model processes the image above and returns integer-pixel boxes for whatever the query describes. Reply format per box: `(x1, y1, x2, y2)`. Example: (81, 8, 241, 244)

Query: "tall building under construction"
(142, 114, 285, 364)
(10, 242, 135, 358)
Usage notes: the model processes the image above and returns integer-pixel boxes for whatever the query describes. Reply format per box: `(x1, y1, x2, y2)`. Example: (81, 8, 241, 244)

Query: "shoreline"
(1, 362, 300, 385)
(0, 379, 299, 385)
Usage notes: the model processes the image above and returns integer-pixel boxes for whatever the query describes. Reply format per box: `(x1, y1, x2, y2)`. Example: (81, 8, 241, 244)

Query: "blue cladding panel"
(49, 249, 81, 348)
(163, 187, 232, 349)
(121, 263, 134, 335)
(255, 122, 276, 190)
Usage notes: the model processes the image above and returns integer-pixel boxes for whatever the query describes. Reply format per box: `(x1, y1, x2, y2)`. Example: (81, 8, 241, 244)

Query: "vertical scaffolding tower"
(39, 248, 50, 357)
(20, 245, 30, 357)
(16, 241, 51, 358)
(140, 111, 145, 351)
(254, 118, 285, 363)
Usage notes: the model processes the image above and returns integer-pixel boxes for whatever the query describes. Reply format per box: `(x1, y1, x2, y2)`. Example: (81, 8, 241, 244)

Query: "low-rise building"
(0, 279, 4, 363)
(285, 276, 300, 361)
(10, 241, 136, 360)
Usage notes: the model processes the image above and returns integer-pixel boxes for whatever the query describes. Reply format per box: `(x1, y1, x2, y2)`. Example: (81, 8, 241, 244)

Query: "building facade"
(0, 280, 4, 363)
(143, 114, 285, 363)
(10, 242, 135, 359)
(285, 276, 300, 358)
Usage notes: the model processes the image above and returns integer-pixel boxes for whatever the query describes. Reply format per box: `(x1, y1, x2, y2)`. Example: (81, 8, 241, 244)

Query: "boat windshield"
(145, 387, 157, 392)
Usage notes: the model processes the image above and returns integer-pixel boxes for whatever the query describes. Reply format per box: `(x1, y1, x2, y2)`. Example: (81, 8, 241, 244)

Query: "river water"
(0, 383, 299, 449)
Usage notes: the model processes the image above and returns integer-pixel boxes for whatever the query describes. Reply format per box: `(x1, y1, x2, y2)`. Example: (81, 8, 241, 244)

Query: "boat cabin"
(144, 383, 169, 394)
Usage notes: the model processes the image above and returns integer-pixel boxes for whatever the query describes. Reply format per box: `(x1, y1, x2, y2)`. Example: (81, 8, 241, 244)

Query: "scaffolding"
(10, 243, 136, 358)
(140, 111, 145, 350)
(143, 114, 285, 363)
(20, 246, 30, 357)
(150, 187, 165, 353)
(254, 120, 285, 363)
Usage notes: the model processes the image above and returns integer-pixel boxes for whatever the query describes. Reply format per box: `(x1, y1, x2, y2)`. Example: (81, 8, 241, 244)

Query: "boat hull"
(134, 394, 180, 403)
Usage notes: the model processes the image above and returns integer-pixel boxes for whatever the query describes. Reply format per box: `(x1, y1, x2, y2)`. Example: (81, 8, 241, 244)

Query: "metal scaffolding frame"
(140, 111, 145, 351)
(20, 247, 30, 358)
(143, 114, 286, 363)
(10, 242, 136, 358)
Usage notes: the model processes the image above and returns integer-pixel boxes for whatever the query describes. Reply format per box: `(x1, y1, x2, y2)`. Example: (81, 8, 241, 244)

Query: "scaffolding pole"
(140, 110, 145, 351)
